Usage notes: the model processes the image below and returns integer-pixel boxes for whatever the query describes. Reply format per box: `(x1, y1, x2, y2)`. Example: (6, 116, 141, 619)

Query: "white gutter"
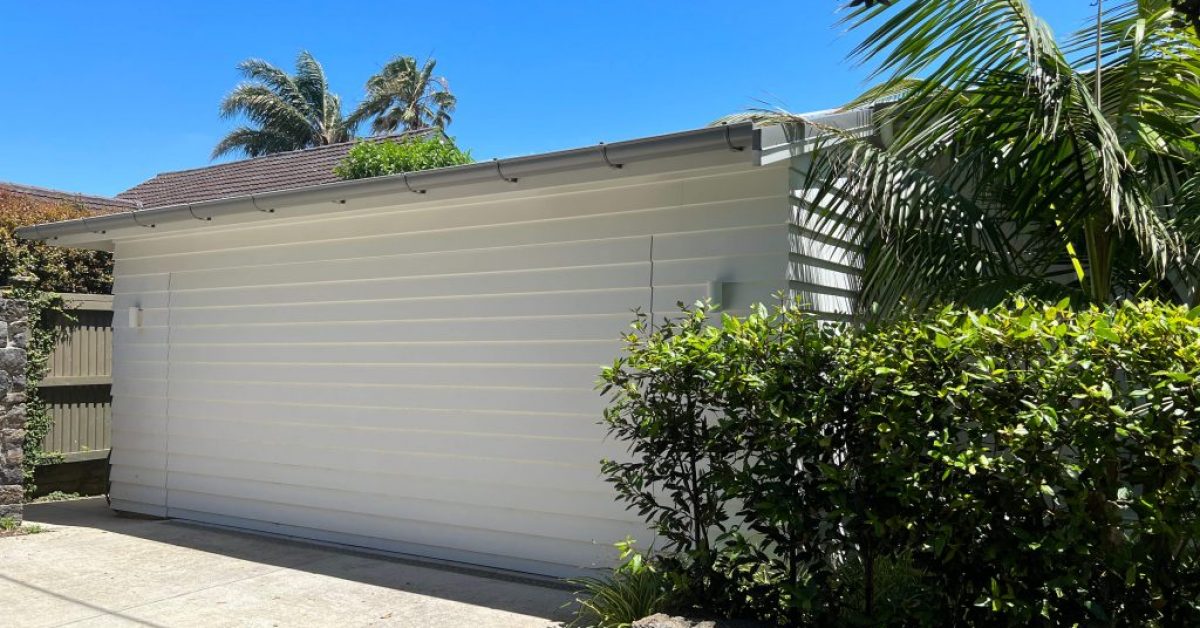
(18, 109, 874, 243)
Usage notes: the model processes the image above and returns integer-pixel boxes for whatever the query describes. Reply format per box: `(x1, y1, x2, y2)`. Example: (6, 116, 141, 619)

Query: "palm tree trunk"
(1086, 0, 1114, 304)
(1084, 219, 1114, 302)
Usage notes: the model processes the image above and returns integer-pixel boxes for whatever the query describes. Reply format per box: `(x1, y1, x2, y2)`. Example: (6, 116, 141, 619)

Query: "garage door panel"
(166, 263, 651, 308)
(166, 472, 634, 544)
(166, 288, 651, 326)
(165, 361, 603, 390)
(116, 197, 782, 275)
(165, 418, 619, 466)
(166, 399, 604, 439)
(168, 379, 606, 415)
(167, 453, 629, 521)
(118, 235, 653, 294)
(163, 315, 630, 346)
(166, 340, 625, 366)
(121, 168, 781, 260)
(165, 502, 613, 576)
(166, 434, 610, 493)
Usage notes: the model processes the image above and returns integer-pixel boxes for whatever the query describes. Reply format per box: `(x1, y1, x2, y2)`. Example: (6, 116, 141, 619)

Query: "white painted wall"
(107, 158, 812, 576)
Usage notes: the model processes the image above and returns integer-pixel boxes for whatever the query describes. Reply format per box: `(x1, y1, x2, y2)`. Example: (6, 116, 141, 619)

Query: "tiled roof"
(0, 181, 137, 214)
(117, 133, 420, 209)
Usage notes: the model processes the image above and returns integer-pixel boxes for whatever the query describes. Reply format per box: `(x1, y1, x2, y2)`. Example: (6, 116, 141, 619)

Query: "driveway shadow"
(23, 497, 577, 623)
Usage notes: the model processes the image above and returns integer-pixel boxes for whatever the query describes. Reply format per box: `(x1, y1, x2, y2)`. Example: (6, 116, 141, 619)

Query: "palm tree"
(348, 56, 456, 135)
(789, 0, 1200, 317)
(213, 51, 354, 159)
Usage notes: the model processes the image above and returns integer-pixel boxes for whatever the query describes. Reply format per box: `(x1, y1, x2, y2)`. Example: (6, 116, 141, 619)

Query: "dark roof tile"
(117, 133, 420, 209)
(0, 181, 138, 214)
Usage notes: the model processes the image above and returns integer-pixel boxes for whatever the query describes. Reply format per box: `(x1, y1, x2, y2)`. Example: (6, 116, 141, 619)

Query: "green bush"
(0, 190, 112, 293)
(333, 135, 472, 180)
(600, 308, 739, 599)
(598, 299, 1200, 626)
(568, 539, 673, 628)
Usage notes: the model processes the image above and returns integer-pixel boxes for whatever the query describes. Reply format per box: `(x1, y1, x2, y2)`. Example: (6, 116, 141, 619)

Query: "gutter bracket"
(724, 124, 745, 152)
(187, 204, 211, 222)
(403, 174, 426, 194)
(129, 205, 155, 229)
(493, 159, 519, 183)
(81, 216, 107, 235)
(599, 143, 623, 169)
(251, 196, 275, 213)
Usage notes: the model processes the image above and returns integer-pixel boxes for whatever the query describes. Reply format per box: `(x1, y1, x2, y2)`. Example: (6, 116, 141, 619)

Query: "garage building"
(19, 112, 867, 577)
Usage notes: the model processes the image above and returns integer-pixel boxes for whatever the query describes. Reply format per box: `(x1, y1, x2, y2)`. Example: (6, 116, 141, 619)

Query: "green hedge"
(599, 300, 1200, 626)
(333, 135, 472, 180)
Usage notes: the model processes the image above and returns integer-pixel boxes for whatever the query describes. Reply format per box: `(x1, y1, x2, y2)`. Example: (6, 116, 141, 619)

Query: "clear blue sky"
(2, 1, 1095, 197)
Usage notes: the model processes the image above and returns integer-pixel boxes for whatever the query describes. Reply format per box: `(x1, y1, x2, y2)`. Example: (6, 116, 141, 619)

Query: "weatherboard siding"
(106, 161, 795, 575)
(788, 159, 863, 319)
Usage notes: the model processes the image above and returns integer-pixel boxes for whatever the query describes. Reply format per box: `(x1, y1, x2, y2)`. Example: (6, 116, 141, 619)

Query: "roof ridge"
(125, 130, 428, 182)
(115, 129, 438, 208)
(0, 181, 137, 207)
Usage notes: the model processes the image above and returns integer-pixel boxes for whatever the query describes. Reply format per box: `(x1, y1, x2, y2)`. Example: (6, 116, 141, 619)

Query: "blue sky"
(2, 1, 1096, 196)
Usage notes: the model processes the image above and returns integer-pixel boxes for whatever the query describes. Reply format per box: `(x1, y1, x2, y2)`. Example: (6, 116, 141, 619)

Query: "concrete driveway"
(0, 498, 574, 627)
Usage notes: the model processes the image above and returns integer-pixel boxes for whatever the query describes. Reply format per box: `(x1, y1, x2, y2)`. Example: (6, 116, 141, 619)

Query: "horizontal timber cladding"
(107, 160, 797, 576)
(788, 159, 864, 320)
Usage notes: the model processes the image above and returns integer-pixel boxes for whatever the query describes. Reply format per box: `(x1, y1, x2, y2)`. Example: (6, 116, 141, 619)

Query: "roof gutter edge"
(18, 121, 765, 243)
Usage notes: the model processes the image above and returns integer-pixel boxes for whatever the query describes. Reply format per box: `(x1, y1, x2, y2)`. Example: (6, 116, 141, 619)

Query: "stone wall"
(0, 300, 28, 522)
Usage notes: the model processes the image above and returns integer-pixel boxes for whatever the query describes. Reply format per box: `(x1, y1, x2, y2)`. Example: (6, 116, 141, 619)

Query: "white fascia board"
(756, 107, 877, 166)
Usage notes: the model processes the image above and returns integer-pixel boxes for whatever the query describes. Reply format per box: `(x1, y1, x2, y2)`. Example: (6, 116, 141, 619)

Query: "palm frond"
(808, 0, 1200, 316)
(214, 52, 352, 158)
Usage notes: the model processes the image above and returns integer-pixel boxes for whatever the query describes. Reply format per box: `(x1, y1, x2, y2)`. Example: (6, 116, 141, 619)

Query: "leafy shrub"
(15, 286, 69, 495)
(844, 299, 1200, 625)
(333, 135, 472, 180)
(0, 191, 108, 495)
(600, 308, 739, 598)
(599, 299, 1200, 626)
(0, 191, 112, 293)
(569, 539, 672, 628)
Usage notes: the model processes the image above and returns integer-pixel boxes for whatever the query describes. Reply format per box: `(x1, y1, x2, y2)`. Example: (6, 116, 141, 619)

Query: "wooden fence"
(40, 293, 113, 462)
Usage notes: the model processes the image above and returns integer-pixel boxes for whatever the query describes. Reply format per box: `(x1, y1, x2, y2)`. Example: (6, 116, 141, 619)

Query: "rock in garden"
(633, 615, 714, 628)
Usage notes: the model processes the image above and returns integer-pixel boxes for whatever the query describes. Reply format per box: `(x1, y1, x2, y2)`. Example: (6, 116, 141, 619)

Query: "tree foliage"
(0, 191, 109, 495)
(0, 191, 111, 293)
(213, 51, 354, 159)
(766, 0, 1200, 318)
(600, 299, 1200, 625)
(333, 135, 472, 180)
(348, 56, 456, 135)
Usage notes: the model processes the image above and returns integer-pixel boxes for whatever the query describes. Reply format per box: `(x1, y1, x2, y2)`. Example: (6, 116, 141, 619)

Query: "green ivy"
(333, 135, 472, 180)
(8, 269, 68, 496)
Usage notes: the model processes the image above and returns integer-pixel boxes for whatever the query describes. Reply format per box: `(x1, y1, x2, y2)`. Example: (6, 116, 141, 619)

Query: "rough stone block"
(0, 299, 29, 519)
(1, 446, 22, 468)
(0, 484, 20, 505)
(0, 427, 25, 446)
(0, 464, 19, 486)
(7, 317, 27, 334)
(0, 407, 24, 430)
(0, 347, 25, 374)
(0, 505, 20, 523)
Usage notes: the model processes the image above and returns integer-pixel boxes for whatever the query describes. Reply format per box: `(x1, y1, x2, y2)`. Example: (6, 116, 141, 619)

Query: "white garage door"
(108, 162, 790, 576)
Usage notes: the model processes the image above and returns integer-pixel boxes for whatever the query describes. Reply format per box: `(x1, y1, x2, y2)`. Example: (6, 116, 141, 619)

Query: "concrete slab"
(0, 498, 573, 627)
